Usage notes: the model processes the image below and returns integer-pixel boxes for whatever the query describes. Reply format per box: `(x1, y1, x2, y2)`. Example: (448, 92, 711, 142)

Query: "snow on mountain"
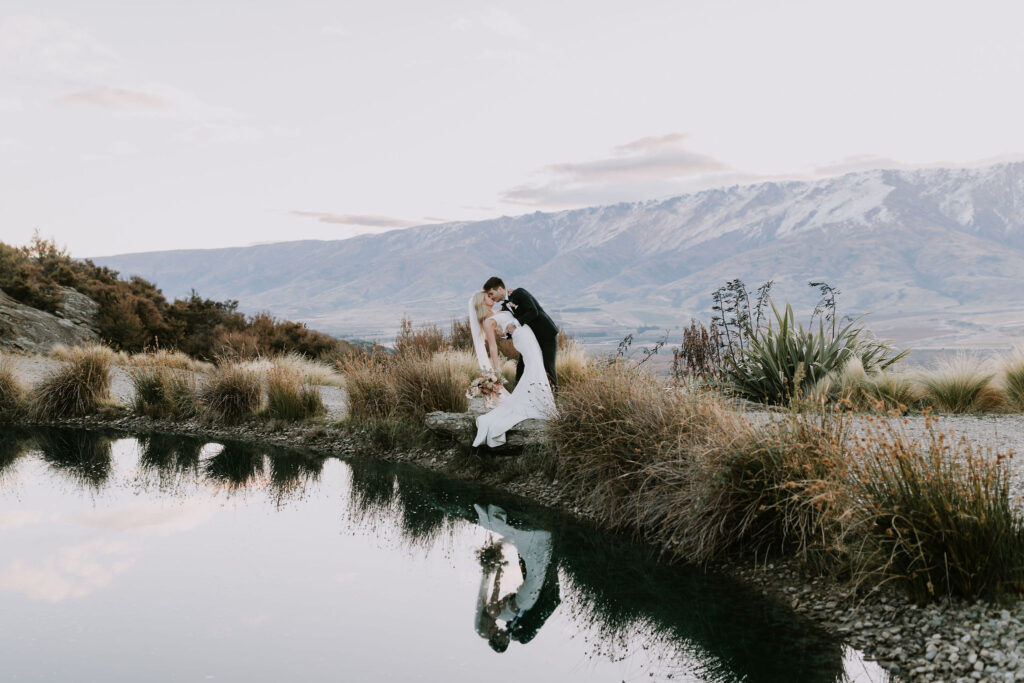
(94, 162, 1024, 349)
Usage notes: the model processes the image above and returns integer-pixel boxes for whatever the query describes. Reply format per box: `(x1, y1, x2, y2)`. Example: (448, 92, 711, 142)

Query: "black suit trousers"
(516, 333, 558, 392)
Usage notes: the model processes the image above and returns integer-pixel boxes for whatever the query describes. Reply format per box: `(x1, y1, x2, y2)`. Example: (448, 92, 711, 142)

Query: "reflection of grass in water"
(137, 432, 203, 489)
(553, 524, 845, 683)
(347, 457, 398, 518)
(34, 428, 113, 489)
(342, 457, 846, 682)
(345, 458, 454, 547)
(0, 428, 33, 481)
(267, 450, 325, 503)
(203, 441, 266, 489)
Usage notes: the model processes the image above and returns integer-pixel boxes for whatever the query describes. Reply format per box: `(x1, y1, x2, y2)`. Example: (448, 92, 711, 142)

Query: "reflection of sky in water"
(0, 430, 889, 682)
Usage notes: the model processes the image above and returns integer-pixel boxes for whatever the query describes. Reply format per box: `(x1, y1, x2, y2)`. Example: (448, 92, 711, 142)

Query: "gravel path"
(8, 355, 349, 420)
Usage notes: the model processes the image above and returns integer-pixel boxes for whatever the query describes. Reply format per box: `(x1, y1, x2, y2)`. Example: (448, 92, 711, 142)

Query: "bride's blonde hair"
(472, 291, 491, 324)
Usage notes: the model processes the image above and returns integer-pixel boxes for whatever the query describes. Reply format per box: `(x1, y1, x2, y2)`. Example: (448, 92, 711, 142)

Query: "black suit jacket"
(505, 288, 558, 342)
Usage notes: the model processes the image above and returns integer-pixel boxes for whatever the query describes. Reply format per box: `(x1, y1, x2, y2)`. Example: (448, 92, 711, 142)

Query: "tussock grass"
(128, 349, 211, 373)
(31, 344, 114, 418)
(1001, 347, 1024, 411)
(129, 365, 199, 419)
(853, 413, 1024, 602)
(813, 358, 921, 412)
(549, 364, 723, 521)
(0, 353, 27, 420)
(239, 353, 343, 387)
(916, 355, 1003, 413)
(199, 362, 262, 423)
(658, 412, 865, 574)
(555, 340, 589, 390)
(341, 352, 468, 449)
(265, 363, 326, 421)
(50, 343, 127, 365)
(546, 363, 1024, 600)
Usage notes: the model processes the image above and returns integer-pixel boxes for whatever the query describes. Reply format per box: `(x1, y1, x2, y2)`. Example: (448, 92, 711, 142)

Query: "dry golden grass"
(127, 349, 211, 373)
(31, 344, 115, 418)
(265, 363, 326, 420)
(129, 365, 200, 419)
(852, 412, 1024, 601)
(239, 353, 344, 387)
(199, 362, 262, 423)
(555, 340, 589, 390)
(0, 353, 27, 419)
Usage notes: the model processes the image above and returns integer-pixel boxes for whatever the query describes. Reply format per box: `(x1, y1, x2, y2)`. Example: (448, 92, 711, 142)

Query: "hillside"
(94, 162, 1024, 349)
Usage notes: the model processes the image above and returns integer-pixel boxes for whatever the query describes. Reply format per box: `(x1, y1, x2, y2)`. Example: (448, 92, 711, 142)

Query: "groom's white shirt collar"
(492, 287, 513, 312)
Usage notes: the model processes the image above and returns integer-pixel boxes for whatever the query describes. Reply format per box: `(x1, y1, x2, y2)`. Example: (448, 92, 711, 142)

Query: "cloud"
(812, 155, 909, 176)
(0, 14, 115, 81)
(52, 85, 172, 110)
(0, 540, 134, 602)
(181, 122, 266, 144)
(450, 8, 530, 40)
(290, 211, 419, 229)
(321, 24, 349, 37)
(500, 133, 743, 208)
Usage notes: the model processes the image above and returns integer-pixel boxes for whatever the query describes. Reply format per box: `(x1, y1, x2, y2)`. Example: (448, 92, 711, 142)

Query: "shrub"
(199, 362, 262, 423)
(0, 353, 27, 420)
(394, 316, 446, 358)
(30, 344, 114, 418)
(129, 365, 199, 418)
(916, 356, 1003, 413)
(854, 414, 1024, 602)
(265, 364, 326, 421)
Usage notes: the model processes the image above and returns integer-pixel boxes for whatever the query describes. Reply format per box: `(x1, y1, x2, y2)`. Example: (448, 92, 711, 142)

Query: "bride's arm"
(483, 319, 501, 370)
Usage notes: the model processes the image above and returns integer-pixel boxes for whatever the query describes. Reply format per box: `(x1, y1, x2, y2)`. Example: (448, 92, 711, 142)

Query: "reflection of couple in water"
(473, 504, 561, 652)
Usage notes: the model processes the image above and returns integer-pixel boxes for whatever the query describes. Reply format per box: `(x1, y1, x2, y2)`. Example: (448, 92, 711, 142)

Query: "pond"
(0, 428, 887, 682)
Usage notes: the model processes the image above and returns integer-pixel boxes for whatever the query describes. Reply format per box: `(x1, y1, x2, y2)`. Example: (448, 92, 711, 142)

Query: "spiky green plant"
(724, 302, 906, 405)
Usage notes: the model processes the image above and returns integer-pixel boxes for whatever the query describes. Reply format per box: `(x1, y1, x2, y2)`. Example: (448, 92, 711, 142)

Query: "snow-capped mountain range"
(95, 162, 1024, 349)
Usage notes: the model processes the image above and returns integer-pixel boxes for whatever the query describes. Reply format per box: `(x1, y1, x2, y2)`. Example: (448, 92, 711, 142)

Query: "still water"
(0, 428, 887, 682)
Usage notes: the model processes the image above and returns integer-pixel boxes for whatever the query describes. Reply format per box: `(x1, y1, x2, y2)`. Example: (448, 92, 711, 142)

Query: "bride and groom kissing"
(469, 277, 559, 449)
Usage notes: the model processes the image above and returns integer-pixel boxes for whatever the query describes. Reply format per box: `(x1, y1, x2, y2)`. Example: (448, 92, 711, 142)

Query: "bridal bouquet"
(467, 370, 506, 406)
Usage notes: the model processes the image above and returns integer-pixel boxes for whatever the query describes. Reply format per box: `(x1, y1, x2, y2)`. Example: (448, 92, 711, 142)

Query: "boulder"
(54, 286, 101, 333)
(0, 287, 100, 354)
(424, 410, 548, 448)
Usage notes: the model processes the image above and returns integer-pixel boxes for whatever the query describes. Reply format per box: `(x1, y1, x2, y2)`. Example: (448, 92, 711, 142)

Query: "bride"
(469, 291, 556, 448)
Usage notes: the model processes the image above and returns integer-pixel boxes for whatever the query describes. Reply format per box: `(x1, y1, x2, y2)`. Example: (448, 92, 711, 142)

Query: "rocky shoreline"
(7, 411, 1024, 682)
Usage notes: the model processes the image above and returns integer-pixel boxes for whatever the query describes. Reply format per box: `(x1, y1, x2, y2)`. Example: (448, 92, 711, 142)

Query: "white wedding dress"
(472, 309, 556, 448)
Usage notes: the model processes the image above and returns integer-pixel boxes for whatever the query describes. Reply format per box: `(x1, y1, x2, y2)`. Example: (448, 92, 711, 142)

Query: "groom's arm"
(509, 288, 542, 326)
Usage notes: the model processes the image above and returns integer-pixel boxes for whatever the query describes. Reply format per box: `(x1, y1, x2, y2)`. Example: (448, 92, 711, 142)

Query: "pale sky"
(2, 0, 1023, 257)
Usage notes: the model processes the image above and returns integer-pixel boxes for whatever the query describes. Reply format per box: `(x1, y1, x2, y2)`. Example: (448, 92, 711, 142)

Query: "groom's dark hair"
(482, 276, 505, 291)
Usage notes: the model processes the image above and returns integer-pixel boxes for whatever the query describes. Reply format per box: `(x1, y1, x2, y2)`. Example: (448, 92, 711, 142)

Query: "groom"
(482, 276, 558, 391)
